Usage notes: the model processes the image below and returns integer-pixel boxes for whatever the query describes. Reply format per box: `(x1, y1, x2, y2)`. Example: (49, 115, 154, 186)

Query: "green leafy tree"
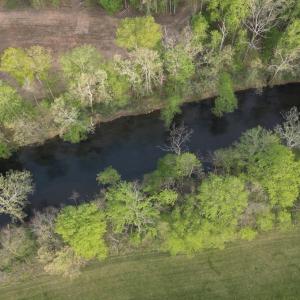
(105, 182, 159, 235)
(269, 19, 300, 82)
(0, 46, 52, 86)
(198, 175, 249, 226)
(164, 45, 195, 91)
(55, 203, 108, 260)
(97, 166, 121, 185)
(160, 95, 182, 127)
(0, 81, 24, 124)
(212, 72, 238, 117)
(116, 16, 162, 50)
(99, 0, 122, 13)
(144, 153, 202, 192)
(208, 0, 249, 34)
(247, 142, 300, 208)
(60, 45, 102, 82)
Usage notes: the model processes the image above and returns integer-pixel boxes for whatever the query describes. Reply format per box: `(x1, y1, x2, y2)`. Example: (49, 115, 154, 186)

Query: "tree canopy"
(55, 203, 108, 260)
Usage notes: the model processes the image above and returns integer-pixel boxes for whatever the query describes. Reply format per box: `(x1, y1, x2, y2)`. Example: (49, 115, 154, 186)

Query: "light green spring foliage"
(144, 152, 202, 192)
(105, 182, 159, 235)
(247, 141, 300, 208)
(212, 72, 238, 117)
(213, 126, 300, 231)
(116, 16, 162, 50)
(0, 46, 52, 85)
(240, 227, 257, 241)
(208, 0, 249, 34)
(96, 166, 121, 185)
(164, 46, 195, 88)
(55, 203, 108, 260)
(160, 95, 182, 127)
(270, 19, 300, 80)
(197, 175, 249, 226)
(0, 81, 24, 124)
(191, 14, 209, 44)
(163, 175, 248, 255)
(60, 45, 102, 82)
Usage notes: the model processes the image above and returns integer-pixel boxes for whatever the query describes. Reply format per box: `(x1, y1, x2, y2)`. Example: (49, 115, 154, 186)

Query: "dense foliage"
(0, 0, 300, 281)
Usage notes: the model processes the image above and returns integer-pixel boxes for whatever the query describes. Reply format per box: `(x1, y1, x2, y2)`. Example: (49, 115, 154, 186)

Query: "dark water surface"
(0, 83, 300, 221)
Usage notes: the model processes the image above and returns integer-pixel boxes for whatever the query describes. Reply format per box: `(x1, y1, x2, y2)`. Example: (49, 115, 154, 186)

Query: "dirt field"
(0, 4, 191, 59)
(0, 8, 124, 58)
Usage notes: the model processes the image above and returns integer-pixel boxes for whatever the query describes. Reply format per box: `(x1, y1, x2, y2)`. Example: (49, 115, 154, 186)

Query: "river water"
(0, 83, 299, 222)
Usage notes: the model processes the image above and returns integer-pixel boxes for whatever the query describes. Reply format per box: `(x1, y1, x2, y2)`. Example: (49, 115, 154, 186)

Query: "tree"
(164, 45, 195, 90)
(55, 203, 107, 260)
(50, 94, 93, 143)
(72, 70, 111, 111)
(116, 16, 162, 50)
(60, 45, 102, 82)
(129, 0, 180, 14)
(0, 46, 52, 86)
(105, 182, 159, 235)
(212, 72, 238, 117)
(244, 0, 291, 51)
(96, 166, 121, 186)
(0, 171, 34, 221)
(268, 19, 300, 82)
(208, 0, 249, 49)
(0, 226, 35, 270)
(99, 0, 122, 13)
(114, 48, 163, 97)
(198, 175, 249, 226)
(160, 95, 182, 127)
(160, 123, 193, 155)
(0, 81, 24, 124)
(275, 106, 300, 148)
(247, 141, 300, 208)
(144, 152, 202, 192)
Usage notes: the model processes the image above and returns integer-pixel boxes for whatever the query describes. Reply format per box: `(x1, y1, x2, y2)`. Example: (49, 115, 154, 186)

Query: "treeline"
(1, 111, 300, 278)
(0, 0, 300, 158)
(4, 0, 187, 13)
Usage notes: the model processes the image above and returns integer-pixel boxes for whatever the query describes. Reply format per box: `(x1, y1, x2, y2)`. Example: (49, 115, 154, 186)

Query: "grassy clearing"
(1, 228, 300, 300)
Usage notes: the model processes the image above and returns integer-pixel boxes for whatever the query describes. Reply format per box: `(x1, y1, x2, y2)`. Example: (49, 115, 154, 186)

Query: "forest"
(0, 0, 300, 288)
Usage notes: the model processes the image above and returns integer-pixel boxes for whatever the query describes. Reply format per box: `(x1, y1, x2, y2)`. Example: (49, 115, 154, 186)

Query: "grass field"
(1, 228, 300, 300)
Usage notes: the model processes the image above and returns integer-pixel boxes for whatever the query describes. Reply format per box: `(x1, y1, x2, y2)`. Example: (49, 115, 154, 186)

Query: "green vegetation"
(116, 16, 162, 50)
(55, 203, 107, 260)
(1, 228, 300, 299)
(0, 2, 300, 293)
(2, 121, 300, 282)
(0, 1, 299, 152)
(212, 73, 238, 117)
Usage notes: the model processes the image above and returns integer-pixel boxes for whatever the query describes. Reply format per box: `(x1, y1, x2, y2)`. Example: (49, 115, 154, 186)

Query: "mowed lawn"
(1, 229, 300, 300)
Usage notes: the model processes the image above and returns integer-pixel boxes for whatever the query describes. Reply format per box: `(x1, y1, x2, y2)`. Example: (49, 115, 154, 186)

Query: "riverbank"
(95, 78, 300, 124)
(1, 227, 300, 300)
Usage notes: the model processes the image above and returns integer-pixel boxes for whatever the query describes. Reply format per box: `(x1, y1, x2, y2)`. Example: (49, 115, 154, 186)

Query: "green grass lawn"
(1, 228, 300, 300)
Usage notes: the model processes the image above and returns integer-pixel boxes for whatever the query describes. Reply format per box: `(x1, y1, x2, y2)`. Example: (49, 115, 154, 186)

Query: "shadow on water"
(0, 83, 300, 223)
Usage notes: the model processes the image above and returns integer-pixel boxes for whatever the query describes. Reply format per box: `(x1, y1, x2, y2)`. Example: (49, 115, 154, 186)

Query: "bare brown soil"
(0, 3, 191, 59)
